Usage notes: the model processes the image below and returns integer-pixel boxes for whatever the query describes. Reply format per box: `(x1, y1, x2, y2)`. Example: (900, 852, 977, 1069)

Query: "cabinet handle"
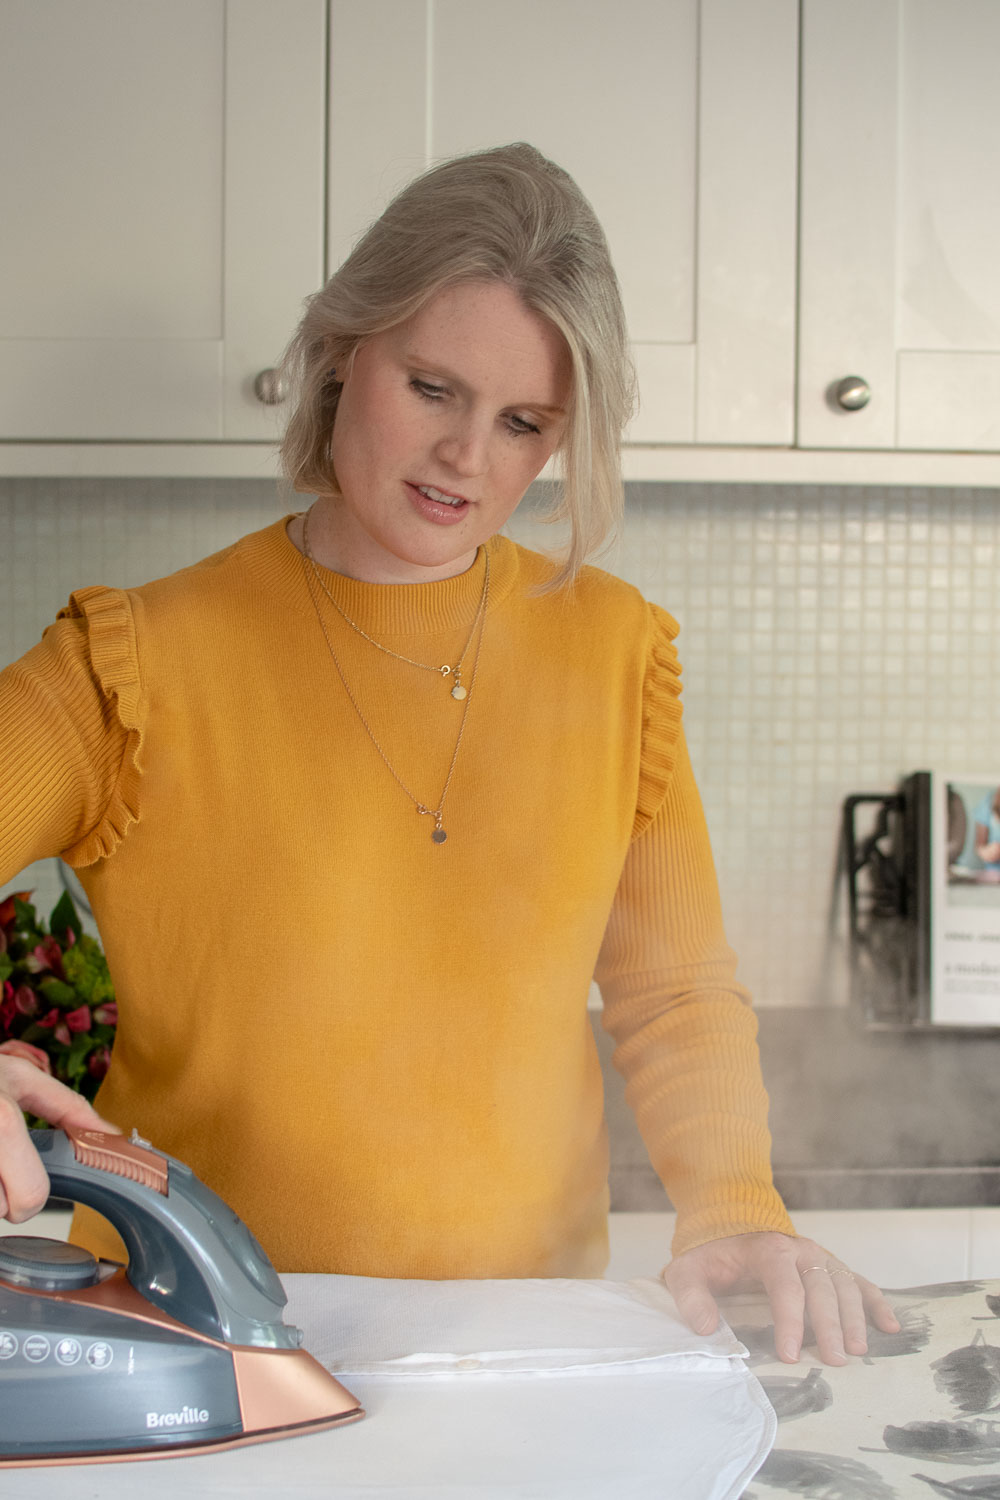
(254, 368, 288, 406)
(834, 375, 871, 412)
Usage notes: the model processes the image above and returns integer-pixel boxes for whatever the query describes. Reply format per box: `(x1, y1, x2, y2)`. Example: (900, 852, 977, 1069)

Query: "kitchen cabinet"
(4, 0, 1000, 481)
(0, 0, 325, 443)
(798, 0, 1000, 453)
(327, 0, 799, 448)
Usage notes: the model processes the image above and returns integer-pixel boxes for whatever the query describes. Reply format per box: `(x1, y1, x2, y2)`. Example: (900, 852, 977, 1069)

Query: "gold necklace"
(301, 508, 488, 702)
(300, 529, 491, 844)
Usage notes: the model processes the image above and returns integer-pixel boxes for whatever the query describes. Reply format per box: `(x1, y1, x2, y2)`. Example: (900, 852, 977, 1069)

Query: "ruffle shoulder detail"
(57, 586, 144, 866)
(632, 602, 683, 841)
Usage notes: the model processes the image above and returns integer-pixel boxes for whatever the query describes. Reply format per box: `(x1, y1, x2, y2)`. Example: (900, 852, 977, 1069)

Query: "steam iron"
(0, 1126, 363, 1465)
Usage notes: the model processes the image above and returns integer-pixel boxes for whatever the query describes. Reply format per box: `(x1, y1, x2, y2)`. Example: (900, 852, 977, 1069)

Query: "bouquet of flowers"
(0, 889, 117, 1123)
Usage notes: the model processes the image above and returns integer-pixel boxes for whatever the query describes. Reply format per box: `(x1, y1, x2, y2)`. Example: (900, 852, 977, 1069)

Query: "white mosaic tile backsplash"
(3, 477, 998, 1009)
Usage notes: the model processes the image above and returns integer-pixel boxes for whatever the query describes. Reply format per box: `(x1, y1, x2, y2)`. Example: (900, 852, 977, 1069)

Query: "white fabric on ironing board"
(286, 1272, 750, 1374)
(280, 1274, 777, 1499)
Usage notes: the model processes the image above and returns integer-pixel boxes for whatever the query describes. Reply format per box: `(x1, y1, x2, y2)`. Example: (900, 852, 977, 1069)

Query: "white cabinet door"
(0, 0, 325, 442)
(327, 0, 798, 448)
(799, 0, 1000, 452)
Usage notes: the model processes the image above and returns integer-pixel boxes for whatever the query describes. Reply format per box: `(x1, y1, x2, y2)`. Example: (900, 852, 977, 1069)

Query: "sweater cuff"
(670, 1187, 797, 1259)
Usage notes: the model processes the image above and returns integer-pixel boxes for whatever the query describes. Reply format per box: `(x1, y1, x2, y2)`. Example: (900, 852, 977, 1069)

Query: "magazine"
(923, 770, 1000, 1025)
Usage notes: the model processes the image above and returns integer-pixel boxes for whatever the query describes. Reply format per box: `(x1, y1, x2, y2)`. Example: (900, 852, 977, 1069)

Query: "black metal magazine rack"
(842, 777, 929, 1028)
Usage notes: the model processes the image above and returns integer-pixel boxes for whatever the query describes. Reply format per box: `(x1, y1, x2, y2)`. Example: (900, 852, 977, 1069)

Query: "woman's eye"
(506, 414, 541, 437)
(410, 378, 447, 401)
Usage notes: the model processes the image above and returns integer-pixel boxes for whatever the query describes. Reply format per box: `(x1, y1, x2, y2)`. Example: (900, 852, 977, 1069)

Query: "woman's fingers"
(663, 1233, 901, 1368)
(829, 1268, 871, 1356)
(857, 1272, 902, 1335)
(0, 1056, 120, 1222)
(661, 1256, 722, 1337)
(773, 1248, 901, 1365)
(794, 1263, 859, 1364)
(0, 1076, 50, 1221)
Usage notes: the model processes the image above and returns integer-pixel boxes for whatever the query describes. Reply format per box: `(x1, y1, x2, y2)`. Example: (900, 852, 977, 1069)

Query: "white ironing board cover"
(1, 1276, 776, 1499)
(281, 1273, 777, 1498)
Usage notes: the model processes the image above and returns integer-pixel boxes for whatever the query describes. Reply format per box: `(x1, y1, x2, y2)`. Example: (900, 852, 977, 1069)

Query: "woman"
(0, 143, 896, 1364)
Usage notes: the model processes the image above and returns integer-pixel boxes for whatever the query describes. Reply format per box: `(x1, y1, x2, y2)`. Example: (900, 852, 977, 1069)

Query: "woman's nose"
(436, 420, 490, 477)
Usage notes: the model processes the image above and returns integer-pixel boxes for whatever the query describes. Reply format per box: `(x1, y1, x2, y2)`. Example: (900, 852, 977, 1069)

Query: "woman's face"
(323, 280, 572, 582)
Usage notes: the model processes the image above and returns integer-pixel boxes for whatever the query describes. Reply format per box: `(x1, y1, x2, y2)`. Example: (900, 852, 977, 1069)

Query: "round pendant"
(451, 683, 467, 701)
(431, 827, 447, 844)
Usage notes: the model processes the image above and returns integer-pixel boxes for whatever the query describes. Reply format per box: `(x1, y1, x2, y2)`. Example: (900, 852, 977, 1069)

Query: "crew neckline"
(238, 515, 523, 636)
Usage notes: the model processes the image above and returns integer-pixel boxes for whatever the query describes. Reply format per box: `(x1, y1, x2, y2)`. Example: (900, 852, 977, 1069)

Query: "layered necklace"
(300, 506, 490, 844)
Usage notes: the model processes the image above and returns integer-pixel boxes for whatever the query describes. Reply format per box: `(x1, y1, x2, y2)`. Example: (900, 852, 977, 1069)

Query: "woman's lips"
(405, 481, 470, 524)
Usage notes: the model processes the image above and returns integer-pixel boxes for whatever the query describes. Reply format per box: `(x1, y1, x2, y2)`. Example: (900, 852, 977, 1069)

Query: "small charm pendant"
(451, 682, 467, 701)
(431, 826, 447, 844)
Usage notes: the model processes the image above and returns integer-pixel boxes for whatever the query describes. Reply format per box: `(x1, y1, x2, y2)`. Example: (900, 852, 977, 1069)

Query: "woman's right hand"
(0, 1051, 120, 1222)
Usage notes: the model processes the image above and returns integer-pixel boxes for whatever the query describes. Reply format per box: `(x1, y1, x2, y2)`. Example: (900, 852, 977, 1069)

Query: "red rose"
(0, 995, 16, 1033)
(0, 1039, 52, 1074)
(86, 1046, 111, 1081)
(13, 984, 38, 1018)
(65, 1005, 92, 1034)
(37, 1008, 70, 1044)
(93, 1002, 118, 1027)
(32, 937, 66, 979)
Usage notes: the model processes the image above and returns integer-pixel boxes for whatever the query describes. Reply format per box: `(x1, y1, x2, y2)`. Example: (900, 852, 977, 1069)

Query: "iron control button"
(86, 1342, 113, 1369)
(23, 1335, 50, 1363)
(0, 1332, 17, 1359)
(0, 1236, 100, 1291)
(55, 1337, 83, 1366)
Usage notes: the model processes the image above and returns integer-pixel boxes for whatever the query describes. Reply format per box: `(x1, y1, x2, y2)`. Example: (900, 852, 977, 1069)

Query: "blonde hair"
(280, 143, 635, 588)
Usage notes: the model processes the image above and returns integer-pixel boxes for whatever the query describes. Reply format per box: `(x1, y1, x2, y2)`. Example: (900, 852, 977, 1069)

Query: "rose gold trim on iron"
(25, 1266, 215, 1337)
(0, 1407, 364, 1469)
(0, 1266, 229, 1347)
(0, 1273, 364, 1468)
(231, 1345, 362, 1432)
(64, 1126, 169, 1195)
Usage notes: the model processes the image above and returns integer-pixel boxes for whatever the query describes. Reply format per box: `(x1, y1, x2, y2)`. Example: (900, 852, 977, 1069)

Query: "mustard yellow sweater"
(0, 517, 794, 1274)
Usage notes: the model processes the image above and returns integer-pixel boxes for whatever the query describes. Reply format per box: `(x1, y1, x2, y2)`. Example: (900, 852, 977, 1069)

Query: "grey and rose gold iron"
(0, 1126, 363, 1465)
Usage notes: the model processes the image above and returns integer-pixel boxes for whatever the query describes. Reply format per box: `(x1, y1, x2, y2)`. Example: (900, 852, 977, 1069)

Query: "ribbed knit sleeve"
(596, 726, 795, 1258)
(0, 587, 141, 880)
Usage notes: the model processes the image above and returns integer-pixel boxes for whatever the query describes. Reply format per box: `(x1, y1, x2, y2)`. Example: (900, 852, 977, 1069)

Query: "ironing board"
(11, 1270, 1000, 1496)
(3, 1274, 775, 1499)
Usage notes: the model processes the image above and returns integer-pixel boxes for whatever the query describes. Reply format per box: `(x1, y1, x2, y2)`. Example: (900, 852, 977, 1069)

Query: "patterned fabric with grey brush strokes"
(735, 1280, 1000, 1499)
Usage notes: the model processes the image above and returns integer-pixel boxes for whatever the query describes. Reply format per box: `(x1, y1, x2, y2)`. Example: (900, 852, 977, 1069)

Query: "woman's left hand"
(662, 1231, 901, 1365)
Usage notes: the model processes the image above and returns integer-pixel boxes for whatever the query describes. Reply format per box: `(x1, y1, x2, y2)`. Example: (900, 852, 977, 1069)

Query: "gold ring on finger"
(801, 1265, 829, 1275)
(830, 1268, 856, 1281)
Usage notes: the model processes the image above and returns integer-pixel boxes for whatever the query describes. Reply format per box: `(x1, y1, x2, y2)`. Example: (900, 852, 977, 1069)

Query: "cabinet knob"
(253, 368, 288, 406)
(834, 375, 871, 412)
